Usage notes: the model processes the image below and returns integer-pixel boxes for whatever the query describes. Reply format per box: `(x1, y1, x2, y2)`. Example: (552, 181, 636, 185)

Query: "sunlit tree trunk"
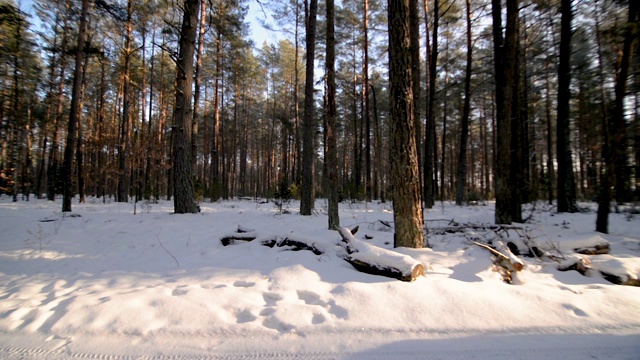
(388, 0, 424, 248)
(172, 0, 200, 214)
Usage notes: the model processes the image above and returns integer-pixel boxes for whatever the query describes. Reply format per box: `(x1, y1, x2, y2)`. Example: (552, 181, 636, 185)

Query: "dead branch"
(471, 240, 524, 272)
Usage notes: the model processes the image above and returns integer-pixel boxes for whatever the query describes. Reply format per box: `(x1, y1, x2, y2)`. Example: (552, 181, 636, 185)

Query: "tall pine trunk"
(326, 0, 339, 229)
(456, 0, 473, 206)
(61, 0, 89, 212)
(300, 0, 318, 215)
(557, 0, 577, 213)
(388, 0, 424, 248)
(424, 0, 438, 209)
(172, 0, 200, 214)
(118, 0, 134, 203)
(598, 0, 638, 232)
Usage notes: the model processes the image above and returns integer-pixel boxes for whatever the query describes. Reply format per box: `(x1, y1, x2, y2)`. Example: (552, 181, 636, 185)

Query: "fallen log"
(220, 232, 257, 246)
(558, 256, 640, 287)
(261, 237, 324, 256)
(338, 227, 425, 282)
(574, 243, 610, 255)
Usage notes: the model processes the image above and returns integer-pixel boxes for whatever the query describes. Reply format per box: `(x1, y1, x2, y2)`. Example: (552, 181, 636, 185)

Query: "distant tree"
(388, 0, 424, 248)
(424, 0, 438, 209)
(172, 0, 200, 214)
(455, 0, 473, 206)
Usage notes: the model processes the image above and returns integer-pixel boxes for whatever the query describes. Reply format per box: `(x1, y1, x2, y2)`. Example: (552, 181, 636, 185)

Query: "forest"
(0, 0, 638, 236)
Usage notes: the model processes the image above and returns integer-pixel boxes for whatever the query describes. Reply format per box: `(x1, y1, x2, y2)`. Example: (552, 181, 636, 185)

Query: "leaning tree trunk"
(61, 0, 89, 212)
(388, 0, 424, 248)
(172, 0, 200, 214)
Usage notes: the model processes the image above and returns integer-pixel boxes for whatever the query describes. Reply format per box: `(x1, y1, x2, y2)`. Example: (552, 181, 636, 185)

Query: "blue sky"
(18, 0, 279, 47)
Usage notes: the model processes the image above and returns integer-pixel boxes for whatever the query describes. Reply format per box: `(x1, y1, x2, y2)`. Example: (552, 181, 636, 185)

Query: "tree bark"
(424, 0, 438, 209)
(557, 0, 577, 213)
(456, 0, 473, 206)
(172, 0, 200, 214)
(326, 0, 339, 230)
(364, 0, 371, 201)
(61, 0, 89, 212)
(388, 0, 424, 248)
(300, 0, 318, 215)
(612, 0, 637, 204)
(492, 0, 509, 224)
(598, 0, 638, 232)
(118, 0, 134, 203)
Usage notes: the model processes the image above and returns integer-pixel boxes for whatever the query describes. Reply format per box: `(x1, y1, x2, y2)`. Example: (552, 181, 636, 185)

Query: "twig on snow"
(156, 232, 179, 267)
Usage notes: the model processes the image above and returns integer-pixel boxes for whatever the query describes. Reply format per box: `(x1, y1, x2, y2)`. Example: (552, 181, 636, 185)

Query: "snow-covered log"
(558, 255, 640, 287)
(338, 227, 425, 282)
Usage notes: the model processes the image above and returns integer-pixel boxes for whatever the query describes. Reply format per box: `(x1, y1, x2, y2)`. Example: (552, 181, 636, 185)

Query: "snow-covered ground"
(0, 196, 638, 359)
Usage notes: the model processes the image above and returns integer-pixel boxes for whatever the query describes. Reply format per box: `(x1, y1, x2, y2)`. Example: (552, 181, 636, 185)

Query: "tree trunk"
(192, 0, 207, 175)
(456, 0, 473, 206)
(557, 0, 577, 213)
(172, 0, 200, 214)
(612, 0, 637, 204)
(388, 0, 424, 249)
(410, 0, 421, 202)
(598, 0, 638, 232)
(364, 0, 371, 201)
(118, 0, 134, 203)
(492, 0, 508, 224)
(424, 0, 438, 209)
(76, 53, 89, 204)
(300, 0, 318, 215)
(326, 0, 340, 230)
(47, 1, 71, 202)
(508, 1, 522, 223)
(61, 0, 89, 212)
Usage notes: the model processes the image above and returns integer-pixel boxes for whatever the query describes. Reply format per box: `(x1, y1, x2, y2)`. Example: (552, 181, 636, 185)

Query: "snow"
(0, 197, 639, 359)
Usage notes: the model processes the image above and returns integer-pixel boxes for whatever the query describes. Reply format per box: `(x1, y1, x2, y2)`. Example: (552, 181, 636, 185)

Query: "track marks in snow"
(1, 345, 640, 360)
(562, 303, 588, 317)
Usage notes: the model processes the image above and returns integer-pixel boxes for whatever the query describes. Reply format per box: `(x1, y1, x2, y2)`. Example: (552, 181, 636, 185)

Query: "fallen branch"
(471, 240, 524, 272)
(156, 233, 179, 267)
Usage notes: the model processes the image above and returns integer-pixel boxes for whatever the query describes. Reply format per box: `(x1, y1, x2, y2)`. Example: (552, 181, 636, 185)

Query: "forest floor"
(0, 196, 638, 359)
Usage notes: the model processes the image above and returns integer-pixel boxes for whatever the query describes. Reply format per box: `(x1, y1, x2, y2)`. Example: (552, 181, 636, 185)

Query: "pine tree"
(388, 0, 424, 248)
(172, 0, 200, 214)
